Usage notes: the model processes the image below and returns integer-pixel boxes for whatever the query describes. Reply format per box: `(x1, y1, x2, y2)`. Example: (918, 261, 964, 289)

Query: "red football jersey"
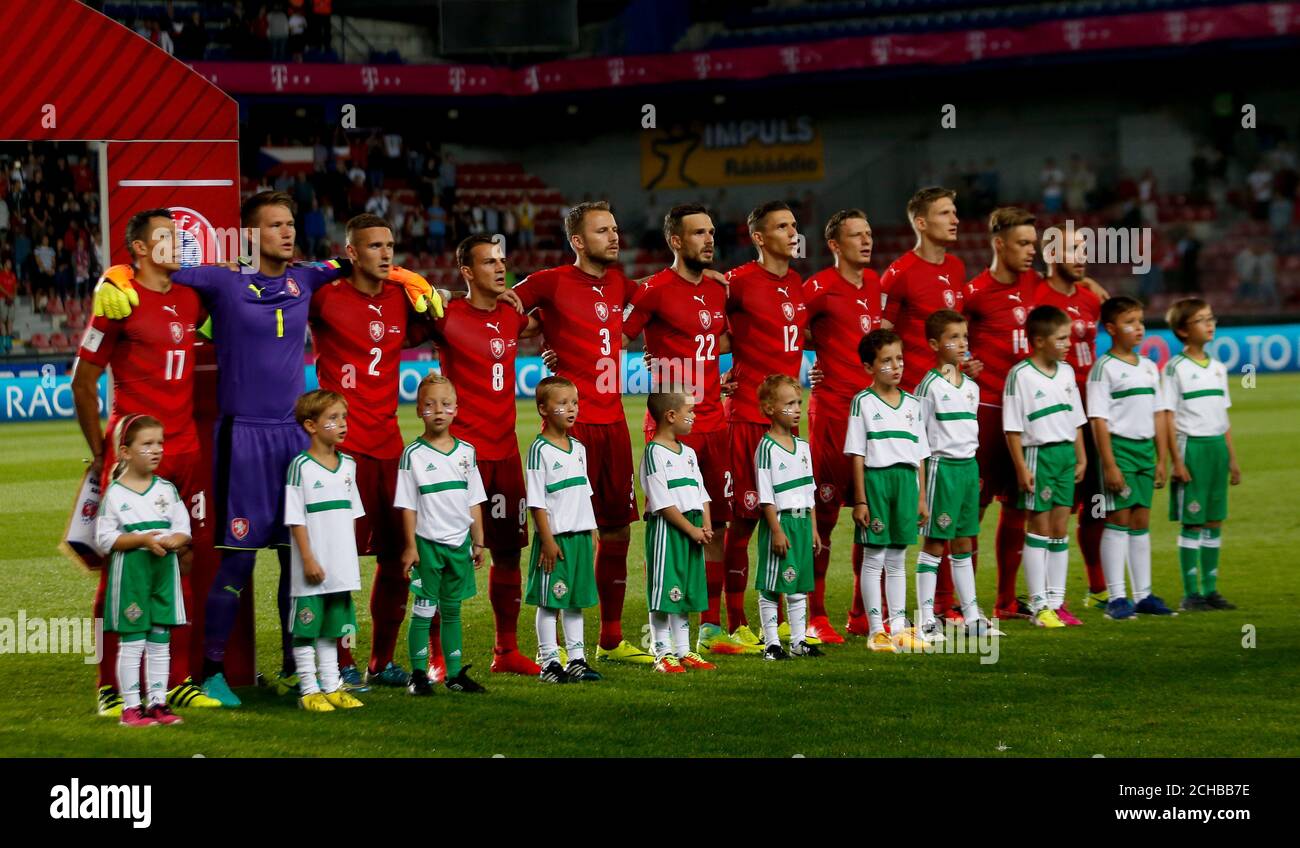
(622, 267, 729, 434)
(723, 261, 807, 424)
(514, 264, 634, 426)
(77, 284, 203, 455)
(432, 298, 530, 461)
(963, 269, 1040, 406)
(881, 251, 967, 383)
(1033, 279, 1101, 402)
(309, 280, 414, 460)
(803, 266, 883, 404)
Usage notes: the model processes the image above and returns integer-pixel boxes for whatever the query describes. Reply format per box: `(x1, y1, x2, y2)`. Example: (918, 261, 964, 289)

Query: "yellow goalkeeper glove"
(388, 265, 442, 318)
(92, 265, 140, 320)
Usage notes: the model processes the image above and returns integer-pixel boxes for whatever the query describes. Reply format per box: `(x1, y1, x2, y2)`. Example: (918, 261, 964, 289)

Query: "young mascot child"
(1087, 296, 1176, 619)
(285, 390, 366, 711)
(526, 376, 602, 683)
(845, 329, 932, 654)
(396, 374, 489, 696)
(1159, 298, 1241, 612)
(1004, 306, 1088, 628)
(98, 414, 192, 726)
(754, 374, 824, 660)
(640, 390, 717, 673)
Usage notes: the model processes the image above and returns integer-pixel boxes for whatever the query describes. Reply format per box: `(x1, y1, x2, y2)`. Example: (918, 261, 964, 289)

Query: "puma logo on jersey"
(162, 305, 178, 316)
(1008, 293, 1022, 302)
(693, 295, 707, 305)
(938, 275, 950, 285)
(777, 286, 789, 297)
(856, 299, 870, 310)
(486, 321, 501, 333)
(811, 281, 822, 292)
(368, 304, 383, 315)
(592, 286, 605, 297)
(1067, 306, 1081, 315)
(247, 283, 265, 298)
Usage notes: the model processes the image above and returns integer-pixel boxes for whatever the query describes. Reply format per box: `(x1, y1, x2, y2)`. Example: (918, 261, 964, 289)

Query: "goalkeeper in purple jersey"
(91, 190, 439, 706)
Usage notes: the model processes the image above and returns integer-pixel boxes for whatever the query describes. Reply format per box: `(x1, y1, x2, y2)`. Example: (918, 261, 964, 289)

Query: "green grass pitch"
(2, 376, 1298, 757)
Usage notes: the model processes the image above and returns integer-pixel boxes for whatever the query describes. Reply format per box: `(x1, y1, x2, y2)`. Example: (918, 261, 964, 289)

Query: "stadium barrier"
(4, 324, 1298, 423)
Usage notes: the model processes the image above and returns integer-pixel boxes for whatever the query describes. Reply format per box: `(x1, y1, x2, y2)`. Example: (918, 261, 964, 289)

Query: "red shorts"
(681, 427, 732, 524)
(99, 444, 211, 549)
(351, 452, 404, 560)
(1074, 422, 1101, 513)
(810, 407, 855, 519)
(976, 403, 1016, 507)
(729, 420, 772, 521)
(571, 419, 639, 528)
(478, 453, 529, 551)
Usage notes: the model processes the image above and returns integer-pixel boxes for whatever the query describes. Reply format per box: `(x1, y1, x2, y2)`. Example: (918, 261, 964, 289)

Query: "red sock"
(849, 542, 866, 619)
(724, 523, 753, 631)
(811, 514, 835, 619)
(995, 505, 1026, 612)
(489, 553, 523, 653)
(1077, 514, 1106, 594)
(94, 569, 118, 689)
(428, 609, 443, 669)
(934, 543, 954, 617)
(595, 537, 629, 649)
(703, 559, 725, 626)
(367, 556, 409, 673)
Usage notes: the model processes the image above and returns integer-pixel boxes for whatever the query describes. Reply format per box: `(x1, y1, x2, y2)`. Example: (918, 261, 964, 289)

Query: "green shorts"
(920, 456, 980, 540)
(756, 509, 815, 594)
(289, 592, 357, 640)
(526, 530, 598, 610)
(645, 509, 708, 614)
(105, 549, 186, 634)
(1101, 436, 1156, 513)
(1018, 441, 1076, 512)
(411, 534, 478, 603)
(855, 463, 920, 548)
(1170, 434, 1229, 524)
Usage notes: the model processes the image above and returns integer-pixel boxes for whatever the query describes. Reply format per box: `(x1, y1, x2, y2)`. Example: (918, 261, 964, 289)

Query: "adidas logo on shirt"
(942, 394, 950, 400)
(779, 462, 787, 470)
(873, 412, 884, 420)
(426, 462, 436, 471)
(313, 480, 324, 489)
(1035, 389, 1046, 398)
(553, 461, 562, 470)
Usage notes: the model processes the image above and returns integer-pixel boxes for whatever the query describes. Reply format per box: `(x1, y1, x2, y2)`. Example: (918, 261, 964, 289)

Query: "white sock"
(861, 547, 887, 634)
(758, 594, 780, 647)
(915, 551, 941, 625)
(1023, 533, 1049, 612)
(1101, 525, 1129, 601)
(670, 613, 690, 658)
(787, 593, 807, 646)
(950, 552, 980, 621)
(1047, 537, 1069, 610)
(884, 547, 908, 633)
(145, 634, 170, 707)
(1128, 529, 1152, 602)
(535, 606, 559, 665)
(294, 643, 320, 696)
(649, 611, 671, 659)
(118, 639, 145, 709)
(316, 637, 340, 694)
(560, 609, 585, 662)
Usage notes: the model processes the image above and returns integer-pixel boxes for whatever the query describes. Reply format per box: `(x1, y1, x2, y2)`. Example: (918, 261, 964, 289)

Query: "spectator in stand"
(469, 203, 485, 235)
(517, 196, 535, 250)
(267, 4, 289, 60)
(1235, 240, 1278, 307)
(0, 258, 15, 354)
(1138, 167, 1159, 226)
(1176, 230, 1201, 294)
(427, 201, 448, 254)
(148, 19, 175, 55)
(34, 234, 55, 292)
(302, 196, 327, 256)
(1247, 159, 1275, 221)
(0, 195, 9, 233)
(407, 207, 427, 253)
(364, 188, 390, 219)
(288, 4, 308, 59)
(502, 204, 517, 252)
(366, 131, 385, 188)
(439, 152, 457, 209)
(1065, 154, 1095, 212)
(310, 0, 333, 50)
(1041, 157, 1065, 213)
(975, 157, 1001, 215)
(14, 227, 32, 288)
(292, 172, 315, 212)
(176, 10, 208, 60)
(483, 203, 499, 237)
(53, 246, 74, 301)
(347, 169, 369, 215)
(73, 234, 92, 300)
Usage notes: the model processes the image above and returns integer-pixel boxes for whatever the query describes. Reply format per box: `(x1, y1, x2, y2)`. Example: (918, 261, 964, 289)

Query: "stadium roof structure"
(0, 0, 237, 141)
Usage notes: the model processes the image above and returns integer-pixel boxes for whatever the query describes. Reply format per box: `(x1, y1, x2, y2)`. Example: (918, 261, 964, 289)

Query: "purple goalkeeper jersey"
(172, 260, 346, 423)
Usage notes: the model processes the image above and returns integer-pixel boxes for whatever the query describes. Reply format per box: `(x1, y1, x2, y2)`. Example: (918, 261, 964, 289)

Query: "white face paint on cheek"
(322, 421, 338, 431)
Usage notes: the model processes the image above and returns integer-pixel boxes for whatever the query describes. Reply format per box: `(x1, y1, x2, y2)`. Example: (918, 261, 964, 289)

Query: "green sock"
(1178, 527, 1201, 597)
(408, 601, 433, 673)
(440, 600, 463, 679)
(1200, 527, 1221, 595)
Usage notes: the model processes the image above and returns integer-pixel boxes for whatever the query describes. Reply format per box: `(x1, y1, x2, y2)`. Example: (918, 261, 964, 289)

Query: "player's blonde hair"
(111, 414, 164, 481)
(294, 389, 347, 427)
(757, 374, 800, 409)
(416, 373, 456, 403)
(535, 375, 576, 409)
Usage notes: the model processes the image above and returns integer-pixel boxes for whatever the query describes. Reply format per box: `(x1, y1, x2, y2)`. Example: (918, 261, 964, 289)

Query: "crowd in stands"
(109, 0, 335, 62)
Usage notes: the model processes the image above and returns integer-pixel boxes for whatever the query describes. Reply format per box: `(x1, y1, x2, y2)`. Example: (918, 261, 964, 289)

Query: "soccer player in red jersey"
(963, 207, 1042, 618)
(721, 201, 808, 650)
(432, 234, 543, 675)
(1036, 224, 1107, 608)
(513, 201, 652, 664)
(881, 187, 968, 623)
(803, 209, 883, 642)
(309, 214, 449, 686)
(622, 203, 742, 654)
(71, 209, 220, 715)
